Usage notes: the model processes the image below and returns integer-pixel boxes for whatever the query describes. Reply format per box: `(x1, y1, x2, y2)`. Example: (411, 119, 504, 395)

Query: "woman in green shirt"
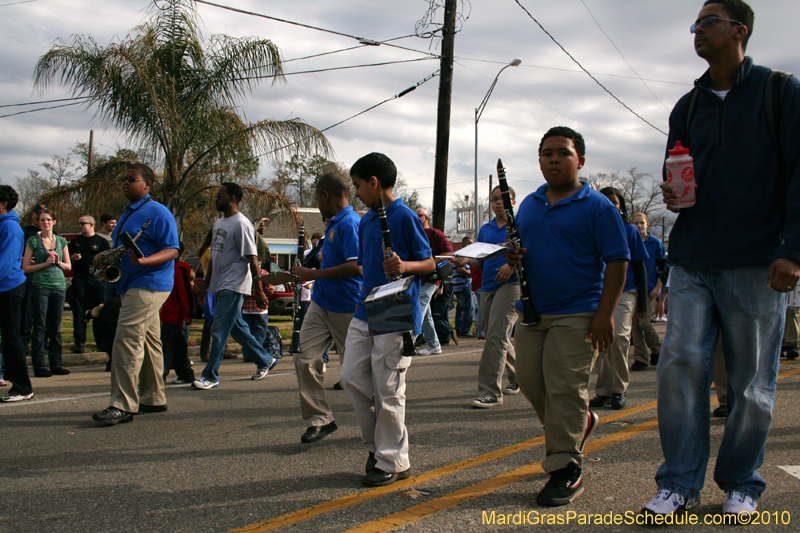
(22, 209, 72, 377)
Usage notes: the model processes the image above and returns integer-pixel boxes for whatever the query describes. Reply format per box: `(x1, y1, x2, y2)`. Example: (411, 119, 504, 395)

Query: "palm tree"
(32, 0, 330, 233)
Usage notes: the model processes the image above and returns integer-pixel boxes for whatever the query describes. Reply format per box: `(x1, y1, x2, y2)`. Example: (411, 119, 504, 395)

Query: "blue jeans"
(419, 283, 439, 348)
(454, 289, 474, 335)
(200, 290, 275, 383)
(31, 286, 66, 371)
(242, 313, 269, 354)
(655, 266, 785, 500)
(472, 291, 484, 337)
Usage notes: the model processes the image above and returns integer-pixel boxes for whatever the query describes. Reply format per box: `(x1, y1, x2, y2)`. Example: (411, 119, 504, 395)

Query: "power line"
(0, 96, 90, 109)
(0, 101, 83, 119)
(194, 0, 440, 58)
(457, 57, 691, 87)
(514, 0, 667, 136)
(579, 0, 670, 111)
(240, 57, 435, 80)
(0, 0, 37, 7)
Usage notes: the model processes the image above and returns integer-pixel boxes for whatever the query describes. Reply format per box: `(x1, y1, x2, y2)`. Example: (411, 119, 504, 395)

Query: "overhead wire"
(194, 0, 440, 58)
(0, 101, 83, 119)
(514, 0, 667, 136)
(240, 57, 435, 80)
(579, 0, 670, 111)
(0, 0, 37, 6)
(0, 96, 90, 109)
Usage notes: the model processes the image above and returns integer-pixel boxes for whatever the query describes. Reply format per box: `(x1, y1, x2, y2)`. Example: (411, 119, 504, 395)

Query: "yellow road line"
(229, 361, 800, 533)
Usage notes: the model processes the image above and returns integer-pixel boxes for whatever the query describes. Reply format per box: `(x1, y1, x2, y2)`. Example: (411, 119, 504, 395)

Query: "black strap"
(114, 197, 152, 247)
(683, 87, 700, 150)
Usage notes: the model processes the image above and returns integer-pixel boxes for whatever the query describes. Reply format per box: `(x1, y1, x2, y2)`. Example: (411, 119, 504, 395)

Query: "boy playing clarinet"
(341, 152, 434, 487)
(506, 127, 629, 506)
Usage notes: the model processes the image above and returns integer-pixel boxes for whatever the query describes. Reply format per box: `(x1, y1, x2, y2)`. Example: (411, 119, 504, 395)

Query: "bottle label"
(681, 166, 694, 183)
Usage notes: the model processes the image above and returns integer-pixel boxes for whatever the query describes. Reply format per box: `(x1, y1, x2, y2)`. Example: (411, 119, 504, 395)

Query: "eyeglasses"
(119, 177, 145, 184)
(690, 15, 742, 34)
(79, 222, 93, 226)
(490, 196, 504, 202)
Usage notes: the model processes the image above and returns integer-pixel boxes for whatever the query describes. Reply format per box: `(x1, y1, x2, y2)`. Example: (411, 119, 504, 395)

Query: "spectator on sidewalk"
(161, 242, 195, 384)
(68, 214, 110, 354)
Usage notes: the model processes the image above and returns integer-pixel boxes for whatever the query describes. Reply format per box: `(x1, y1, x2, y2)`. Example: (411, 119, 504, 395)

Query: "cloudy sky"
(1, 0, 797, 229)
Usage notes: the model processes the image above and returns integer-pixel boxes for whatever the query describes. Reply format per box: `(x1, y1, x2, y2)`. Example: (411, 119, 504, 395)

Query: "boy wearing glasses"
(91, 163, 180, 425)
(644, 0, 800, 518)
(506, 126, 629, 506)
(68, 215, 109, 354)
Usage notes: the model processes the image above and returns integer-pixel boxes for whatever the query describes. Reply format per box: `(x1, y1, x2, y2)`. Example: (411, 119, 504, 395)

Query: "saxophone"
(93, 220, 152, 283)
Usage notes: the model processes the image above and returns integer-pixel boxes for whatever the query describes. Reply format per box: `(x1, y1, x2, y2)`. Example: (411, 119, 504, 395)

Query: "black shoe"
(51, 367, 71, 375)
(650, 352, 660, 366)
(414, 335, 426, 347)
(137, 404, 168, 414)
(630, 361, 648, 371)
(34, 369, 52, 378)
(611, 393, 626, 410)
(588, 395, 611, 408)
(713, 404, 728, 418)
(301, 421, 338, 443)
(537, 462, 584, 506)
(361, 467, 410, 487)
(366, 452, 377, 474)
(92, 407, 134, 426)
(787, 348, 800, 360)
(333, 381, 343, 390)
(74, 344, 84, 354)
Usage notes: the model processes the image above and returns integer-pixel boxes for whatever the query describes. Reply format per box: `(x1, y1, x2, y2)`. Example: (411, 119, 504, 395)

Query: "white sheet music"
(373, 278, 410, 300)
(452, 242, 508, 260)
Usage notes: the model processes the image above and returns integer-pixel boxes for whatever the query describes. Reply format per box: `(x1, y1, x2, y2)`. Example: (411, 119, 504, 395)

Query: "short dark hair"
(221, 182, 243, 204)
(350, 152, 397, 189)
(100, 213, 115, 224)
(317, 171, 350, 198)
(599, 186, 629, 223)
(704, 0, 754, 50)
(538, 126, 586, 158)
(491, 185, 515, 200)
(0, 185, 19, 211)
(126, 163, 155, 183)
(311, 232, 323, 240)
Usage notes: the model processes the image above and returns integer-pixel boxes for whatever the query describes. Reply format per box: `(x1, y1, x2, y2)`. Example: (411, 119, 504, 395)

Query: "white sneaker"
(722, 491, 757, 515)
(251, 367, 269, 381)
(418, 345, 443, 356)
(502, 383, 520, 395)
(1, 391, 34, 402)
(642, 489, 699, 515)
(192, 377, 219, 390)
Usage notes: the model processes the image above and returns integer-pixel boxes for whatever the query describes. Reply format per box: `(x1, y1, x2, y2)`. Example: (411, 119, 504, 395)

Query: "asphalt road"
(2, 322, 799, 533)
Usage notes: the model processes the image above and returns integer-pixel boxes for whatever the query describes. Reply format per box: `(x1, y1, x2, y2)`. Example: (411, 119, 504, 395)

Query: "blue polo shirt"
(478, 218, 518, 293)
(642, 233, 666, 292)
(312, 206, 363, 313)
(622, 222, 649, 291)
(515, 182, 630, 315)
(112, 194, 180, 294)
(355, 198, 432, 335)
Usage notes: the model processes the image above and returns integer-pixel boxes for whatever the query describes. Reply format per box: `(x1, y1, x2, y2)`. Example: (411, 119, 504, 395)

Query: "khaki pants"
(783, 308, 800, 348)
(631, 294, 662, 364)
(341, 318, 411, 473)
(595, 290, 636, 396)
(477, 283, 519, 400)
(515, 312, 597, 473)
(294, 302, 354, 427)
(110, 288, 170, 413)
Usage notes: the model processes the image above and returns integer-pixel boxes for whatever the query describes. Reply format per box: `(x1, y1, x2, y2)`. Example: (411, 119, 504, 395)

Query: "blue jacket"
(0, 211, 27, 292)
(663, 57, 800, 269)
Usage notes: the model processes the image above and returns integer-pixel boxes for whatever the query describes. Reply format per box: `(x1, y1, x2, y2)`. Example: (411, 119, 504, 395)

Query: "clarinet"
(375, 198, 418, 357)
(497, 159, 541, 326)
(289, 222, 305, 354)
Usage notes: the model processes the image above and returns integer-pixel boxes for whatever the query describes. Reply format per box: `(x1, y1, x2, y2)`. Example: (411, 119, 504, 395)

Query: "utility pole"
(87, 130, 94, 177)
(431, 0, 457, 231)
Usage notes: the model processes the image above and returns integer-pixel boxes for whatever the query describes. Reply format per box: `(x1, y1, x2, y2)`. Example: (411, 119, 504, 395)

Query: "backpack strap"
(682, 87, 700, 150)
(765, 69, 792, 222)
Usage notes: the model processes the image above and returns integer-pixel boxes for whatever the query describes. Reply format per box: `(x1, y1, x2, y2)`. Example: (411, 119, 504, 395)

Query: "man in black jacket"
(643, 0, 800, 519)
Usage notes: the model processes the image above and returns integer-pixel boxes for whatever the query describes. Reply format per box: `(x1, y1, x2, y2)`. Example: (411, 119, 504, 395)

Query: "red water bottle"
(665, 141, 696, 208)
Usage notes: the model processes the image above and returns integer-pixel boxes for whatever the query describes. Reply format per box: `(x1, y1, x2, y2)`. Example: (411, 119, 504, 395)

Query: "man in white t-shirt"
(193, 183, 278, 390)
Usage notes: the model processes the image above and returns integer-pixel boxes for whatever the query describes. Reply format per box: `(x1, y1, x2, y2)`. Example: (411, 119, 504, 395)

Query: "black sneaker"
(713, 404, 728, 418)
(611, 393, 626, 410)
(92, 407, 134, 426)
(650, 352, 660, 365)
(630, 360, 648, 371)
(787, 348, 800, 360)
(537, 462, 584, 506)
(588, 395, 611, 408)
